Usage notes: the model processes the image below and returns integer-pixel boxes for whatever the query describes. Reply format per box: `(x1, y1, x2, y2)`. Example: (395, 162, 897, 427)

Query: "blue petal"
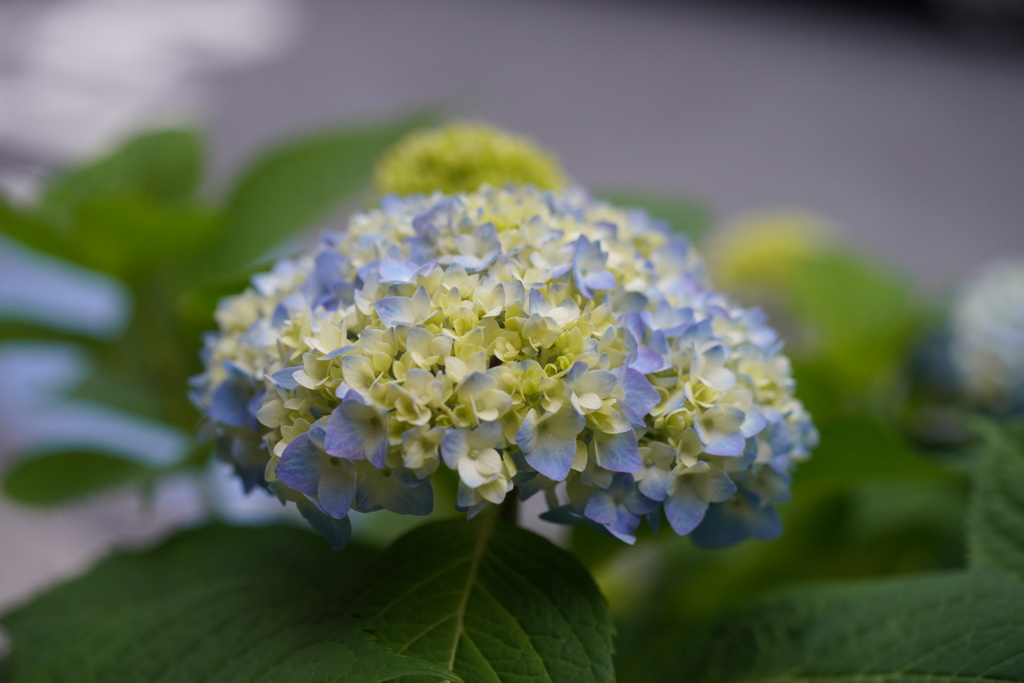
(374, 296, 415, 327)
(525, 437, 577, 481)
(269, 367, 302, 390)
(702, 432, 746, 457)
(275, 433, 324, 497)
(621, 369, 660, 424)
(357, 470, 433, 516)
(594, 430, 642, 472)
(664, 485, 710, 536)
(690, 492, 782, 548)
(317, 462, 357, 519)
(209, 377, 253, 428)
(324, 394, 389, 465)
(296, 499, 352, 551)
(583, 488, 617, 525)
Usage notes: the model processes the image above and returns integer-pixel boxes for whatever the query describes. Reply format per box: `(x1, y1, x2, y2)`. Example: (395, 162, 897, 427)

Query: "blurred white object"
(0, 0, 301, 160)
(952, 257, 1024, 412)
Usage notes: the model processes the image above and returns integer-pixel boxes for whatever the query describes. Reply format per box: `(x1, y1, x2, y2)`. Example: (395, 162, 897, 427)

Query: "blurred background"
(1, 0, 1023, 613)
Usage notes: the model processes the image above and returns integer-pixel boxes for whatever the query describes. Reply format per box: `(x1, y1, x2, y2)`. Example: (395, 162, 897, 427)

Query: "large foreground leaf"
(968, 420, 1024, 580)
(695, 571, 1024, 683)
(351, 514, 616, 683)
(2, 525, 456, 683)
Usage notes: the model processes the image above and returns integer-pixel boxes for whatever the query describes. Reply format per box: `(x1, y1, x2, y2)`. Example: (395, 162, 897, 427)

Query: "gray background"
(1, 0, 1023, 615)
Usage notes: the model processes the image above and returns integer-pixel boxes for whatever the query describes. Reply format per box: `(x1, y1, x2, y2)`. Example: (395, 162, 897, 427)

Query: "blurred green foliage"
(0, 112, 433, 506)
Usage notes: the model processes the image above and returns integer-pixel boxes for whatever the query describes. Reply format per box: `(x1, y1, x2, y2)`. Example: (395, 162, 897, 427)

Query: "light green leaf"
(193, 112, 436, 282)
(793, 418, 953, 492)
(595, 190, 712, 241)
(2, 525, 459, 683)
(694, 571, 1024, 683)
(2, 449, 154, 506)
(968, 420, 1024, 580)
(37, 129, 203, 229)
(70, 194, 219, 278)
(0, 198, 76, 261)
(789, 252, 922, 395)
(350, 513, 615, 683)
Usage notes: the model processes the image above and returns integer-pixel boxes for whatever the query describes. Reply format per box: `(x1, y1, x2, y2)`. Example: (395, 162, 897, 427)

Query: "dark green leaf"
(689, 571, 1024, 683)
(2, 525, 458, 683)
(2, 450, 154, 506)
(193, 112, 436, 282)
(0, 318, 104, 346)
(595, 190, 712, 241)
(350, 514, 615, 683)
(37, 129, 203, 229)
(968, 420, 1024, 580)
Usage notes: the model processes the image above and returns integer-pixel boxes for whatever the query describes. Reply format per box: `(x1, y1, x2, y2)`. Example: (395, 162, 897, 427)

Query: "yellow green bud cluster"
(373, 122, 568, 196)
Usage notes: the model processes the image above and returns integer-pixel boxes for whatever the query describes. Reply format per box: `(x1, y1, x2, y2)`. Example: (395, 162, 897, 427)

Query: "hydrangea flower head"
(373, 121, 568, 196)
(951, 257, 1024, 413)
(193, 185, 816, 549)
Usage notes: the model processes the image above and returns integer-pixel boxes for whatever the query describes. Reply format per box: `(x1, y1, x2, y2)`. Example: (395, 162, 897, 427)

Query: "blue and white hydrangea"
(951, 257, 1024, 413)
(192, 185, 817, 548)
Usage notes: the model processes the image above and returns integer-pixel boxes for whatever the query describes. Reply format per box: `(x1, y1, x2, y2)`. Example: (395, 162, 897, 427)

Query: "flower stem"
(500, 494, 519, 525)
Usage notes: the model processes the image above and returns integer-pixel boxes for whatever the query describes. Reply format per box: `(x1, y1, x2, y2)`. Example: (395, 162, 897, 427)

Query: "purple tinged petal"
(525, 436, 577, 481)
(521, 407, 585, 481)
(594, 430, 642, 472)
(324, 393, 389, 465)
(583, 488, 618, 525)
(209, 378, 252, 428)
(269, 367, 302, 390)
(441, 429, 469, 469)
(664, 485, 710, 536)
(296, 500, 352, 551)
(636, 466, 674, 501)
(379, 258, 423, 283)
(622, 368, 660, 421)
(317, 462, 356, 519)
(275, 433, 323, 497)
(374, 296, 415, 327)
(629, 345, 665, 374)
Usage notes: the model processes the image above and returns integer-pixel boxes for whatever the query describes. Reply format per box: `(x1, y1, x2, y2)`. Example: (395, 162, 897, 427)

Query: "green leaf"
(70, 194, 219, 277)
(793, 418, 952, 492)
(350, 514, 615, 683)
(193, 112, 436, 282)
(2, 450, 154, 506)
(789, 252, 922, 395)
(0, 318, 104, 346)
(37, 129, 203, 229)
(594, 190, 712, 241)
(689, 571, 1024, 683)
(968, 420, 1024, 580)
(2, 525, 458, 683)
(0, 198, 76, 261)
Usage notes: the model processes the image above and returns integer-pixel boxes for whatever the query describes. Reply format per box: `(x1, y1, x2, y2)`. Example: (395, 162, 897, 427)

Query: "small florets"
(193, 185, 816, 548)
